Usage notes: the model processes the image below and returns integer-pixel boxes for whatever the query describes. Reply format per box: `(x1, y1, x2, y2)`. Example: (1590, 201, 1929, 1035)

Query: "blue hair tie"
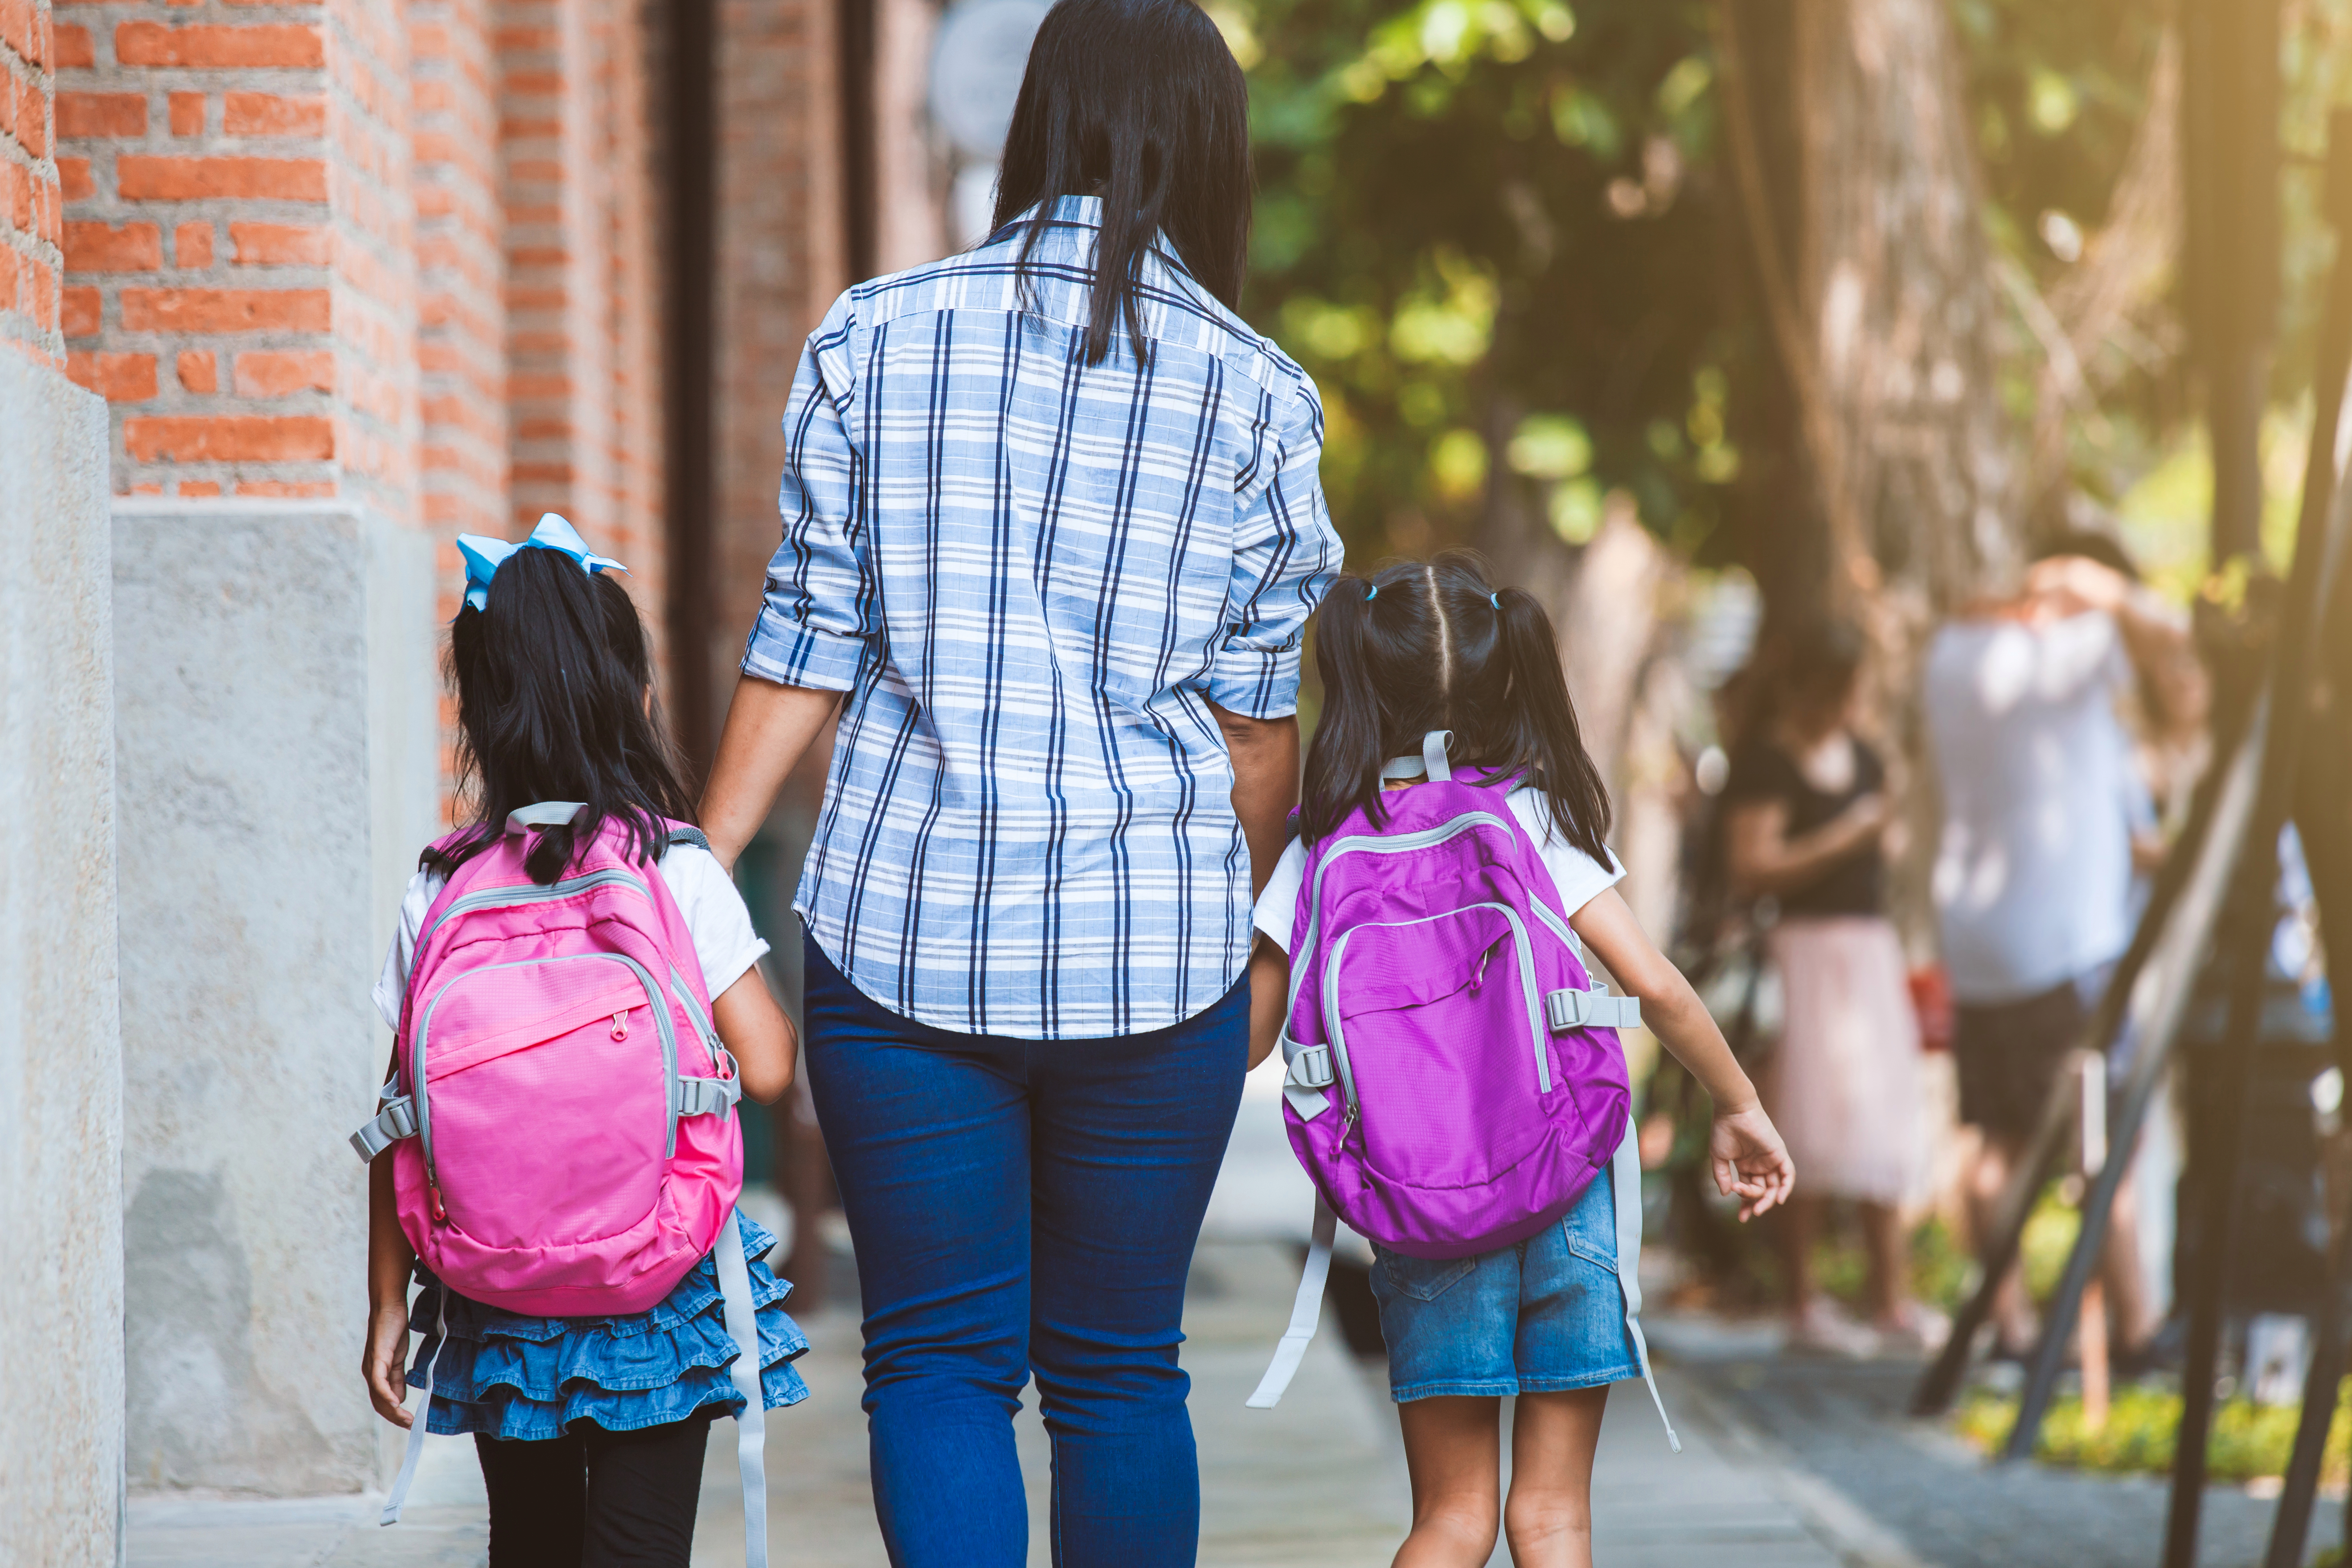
(1364, 582, 1379, 601)
(1489, 591, 1500, 608)
(456, 513, 628, 618)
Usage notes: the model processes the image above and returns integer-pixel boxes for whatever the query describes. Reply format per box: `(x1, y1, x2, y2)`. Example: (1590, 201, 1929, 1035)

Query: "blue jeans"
(800, 934, 1248, 1568)
(1367, 1163, 1638, 1402)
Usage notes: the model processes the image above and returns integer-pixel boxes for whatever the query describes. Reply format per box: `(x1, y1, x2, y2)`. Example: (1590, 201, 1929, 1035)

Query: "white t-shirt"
(1250, 785, 1625, 954)
(372, 842, 771, 1031)
(1924, 611, 2137, 1004)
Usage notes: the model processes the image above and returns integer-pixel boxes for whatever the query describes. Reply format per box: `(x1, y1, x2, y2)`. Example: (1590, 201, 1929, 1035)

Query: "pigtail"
(1299, 576, 1393, 843)
(1490, 586, 1613, 865)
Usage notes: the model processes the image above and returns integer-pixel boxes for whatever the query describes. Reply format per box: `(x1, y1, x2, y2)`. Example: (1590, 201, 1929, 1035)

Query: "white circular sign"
(929, 0, 1052, 160)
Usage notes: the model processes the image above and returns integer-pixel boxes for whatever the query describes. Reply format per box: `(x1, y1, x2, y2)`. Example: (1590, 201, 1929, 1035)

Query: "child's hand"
(363, 1302, 415, 1428)
(1709, 1105, 1795, 1221)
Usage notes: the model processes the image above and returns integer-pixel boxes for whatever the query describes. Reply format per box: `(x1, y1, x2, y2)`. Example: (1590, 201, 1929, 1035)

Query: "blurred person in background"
(1726, 621, 1933, 1356)
(1924, 531, 2206, 1364)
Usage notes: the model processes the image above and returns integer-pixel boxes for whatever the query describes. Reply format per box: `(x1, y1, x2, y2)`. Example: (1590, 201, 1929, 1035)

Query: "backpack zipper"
(1287, 812, 1520, 1003)
(410, 951, 681, 1210)
(1283, 812, 1523, 1064)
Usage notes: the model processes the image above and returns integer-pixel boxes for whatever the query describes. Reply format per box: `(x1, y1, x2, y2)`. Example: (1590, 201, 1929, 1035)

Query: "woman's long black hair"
(1299, 552, 1614, 865)
(992, 0, 1251, 366)
(429, 546, 697, 885)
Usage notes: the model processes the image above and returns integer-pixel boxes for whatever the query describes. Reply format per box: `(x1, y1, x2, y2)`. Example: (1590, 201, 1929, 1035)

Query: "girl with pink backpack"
(354, 516, 807, 1568)
(1245, 554, 1796, 1568)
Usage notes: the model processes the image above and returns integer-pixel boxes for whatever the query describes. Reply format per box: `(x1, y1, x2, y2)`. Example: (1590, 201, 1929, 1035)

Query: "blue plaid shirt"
(743, 197, 1343, 1039)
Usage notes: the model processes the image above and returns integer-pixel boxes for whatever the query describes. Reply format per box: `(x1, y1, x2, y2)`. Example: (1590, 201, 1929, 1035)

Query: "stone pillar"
(112, 499, 437, 1495)
(0, 340, 124, 1565)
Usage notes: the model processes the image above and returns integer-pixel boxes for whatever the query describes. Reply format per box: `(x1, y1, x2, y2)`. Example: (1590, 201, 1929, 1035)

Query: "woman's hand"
(1709, 1105, 1795, 1222)
(363, 1302, 415, 1428)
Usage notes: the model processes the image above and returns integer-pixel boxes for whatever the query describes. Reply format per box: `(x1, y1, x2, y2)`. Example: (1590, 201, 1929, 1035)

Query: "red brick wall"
(413, 0, 505, 617)
(326, 0, 417, 520)
(50, 0, 877, 754)
(702, 0, 844, 741)
(496, 0, 663, 635)
(1, 0, 62, 364)
(55, 0, 416, 516)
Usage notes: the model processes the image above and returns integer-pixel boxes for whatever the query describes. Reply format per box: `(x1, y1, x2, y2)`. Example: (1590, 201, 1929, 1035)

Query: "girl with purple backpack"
(357, 517, 808, 1568)
(1246, 554, 1795, 1568)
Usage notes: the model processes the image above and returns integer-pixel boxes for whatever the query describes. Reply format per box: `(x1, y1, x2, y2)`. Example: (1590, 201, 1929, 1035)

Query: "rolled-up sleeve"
(1208, 377, 1344, 718)
(742, 299, 873, 693)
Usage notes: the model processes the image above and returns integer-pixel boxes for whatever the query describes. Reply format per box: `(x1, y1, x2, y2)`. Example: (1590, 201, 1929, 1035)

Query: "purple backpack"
(1246, 732, 1676, 1446)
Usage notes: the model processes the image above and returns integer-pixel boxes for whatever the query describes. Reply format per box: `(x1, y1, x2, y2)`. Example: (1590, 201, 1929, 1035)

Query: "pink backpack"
(350, 802, 771, 1559)
(1246, 734, 1676, 1448)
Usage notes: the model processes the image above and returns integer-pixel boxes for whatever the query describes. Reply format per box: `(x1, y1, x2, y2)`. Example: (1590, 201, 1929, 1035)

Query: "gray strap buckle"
(672, 1075, 743, 1119)
(1546, 983, 1642, 1032)
(1287, 1044, 1335, 1091)
(349, 1095, 419, 1163)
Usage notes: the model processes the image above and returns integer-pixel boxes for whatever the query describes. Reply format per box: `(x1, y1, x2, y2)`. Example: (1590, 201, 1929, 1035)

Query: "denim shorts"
(1367, 1163, 1640, 1403)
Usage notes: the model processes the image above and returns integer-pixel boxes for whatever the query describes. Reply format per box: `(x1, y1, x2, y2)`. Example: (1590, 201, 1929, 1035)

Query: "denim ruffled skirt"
(405, 1215, 811, 1439)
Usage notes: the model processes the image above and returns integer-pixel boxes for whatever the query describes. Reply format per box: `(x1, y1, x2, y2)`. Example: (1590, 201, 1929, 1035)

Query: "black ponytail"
(1298, 575, 1435, 842)
(1298, 551, 1613, 867)
(1482, 586, 1613, 863)
(431, 547, 697, 884)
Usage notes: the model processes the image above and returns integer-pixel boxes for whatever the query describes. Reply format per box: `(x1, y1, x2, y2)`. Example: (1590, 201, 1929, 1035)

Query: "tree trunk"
(1721, 0, 2022, 621)
(1719, 0, 2025, 935)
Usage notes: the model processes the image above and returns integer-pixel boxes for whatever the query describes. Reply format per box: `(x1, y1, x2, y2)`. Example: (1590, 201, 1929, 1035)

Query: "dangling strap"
(1247, 1196, 1339, 1408)
(379, 1286, 447, 1526)
(1611, 1118, 1680, 1453)
(713, 1207, 770, 1568)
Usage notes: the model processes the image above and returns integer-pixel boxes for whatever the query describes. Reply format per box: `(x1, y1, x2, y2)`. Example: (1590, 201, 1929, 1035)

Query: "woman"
(1723, 622, 1934, 1356)
(697, 3, 1342, 1562)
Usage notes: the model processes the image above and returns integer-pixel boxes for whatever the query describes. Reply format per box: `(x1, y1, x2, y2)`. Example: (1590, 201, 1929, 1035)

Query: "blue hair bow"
(456, 513, 627, 615)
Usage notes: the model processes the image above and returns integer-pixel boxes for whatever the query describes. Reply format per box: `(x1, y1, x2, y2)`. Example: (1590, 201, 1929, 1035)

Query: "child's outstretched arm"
(1568, 890, 1795, 1221)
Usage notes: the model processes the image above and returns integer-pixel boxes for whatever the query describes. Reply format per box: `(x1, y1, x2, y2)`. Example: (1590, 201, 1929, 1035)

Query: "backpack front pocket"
(1327, 904, 1553, 1188)
(414, 954, 676, 1249)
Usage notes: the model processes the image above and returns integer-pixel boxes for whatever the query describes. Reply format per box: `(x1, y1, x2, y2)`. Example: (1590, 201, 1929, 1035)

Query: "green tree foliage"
(1225, 0, 1736, 564)
(1228, 0, 2352, 578)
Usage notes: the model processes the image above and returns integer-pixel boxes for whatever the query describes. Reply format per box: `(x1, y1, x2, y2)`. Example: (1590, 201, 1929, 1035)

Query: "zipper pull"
(429, 1180, 447, 1223)
(611, 1010, 629, 1040)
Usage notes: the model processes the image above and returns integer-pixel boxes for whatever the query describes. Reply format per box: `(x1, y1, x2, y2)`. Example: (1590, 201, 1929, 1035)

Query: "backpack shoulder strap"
(665, 825, 712, 854)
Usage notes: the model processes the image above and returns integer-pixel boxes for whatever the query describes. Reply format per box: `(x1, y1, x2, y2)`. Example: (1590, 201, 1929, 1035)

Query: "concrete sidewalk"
(126, 1242, 1879, 1568)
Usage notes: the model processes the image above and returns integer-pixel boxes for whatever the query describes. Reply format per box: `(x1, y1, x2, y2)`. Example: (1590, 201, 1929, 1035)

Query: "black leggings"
(474, 1412, 715, 1568)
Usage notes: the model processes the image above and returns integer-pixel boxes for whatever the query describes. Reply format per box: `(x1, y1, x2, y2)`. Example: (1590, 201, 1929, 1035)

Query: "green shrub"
(1956, 1382, 2352, 1485)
